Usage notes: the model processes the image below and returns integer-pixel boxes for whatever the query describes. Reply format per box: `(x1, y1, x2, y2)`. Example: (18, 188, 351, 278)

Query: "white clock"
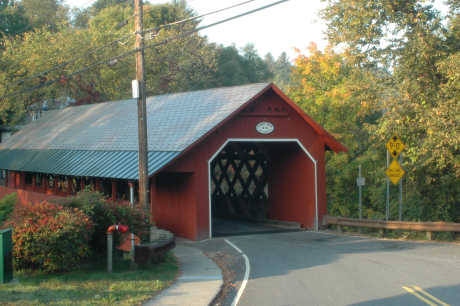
(256, 121, 274, 135)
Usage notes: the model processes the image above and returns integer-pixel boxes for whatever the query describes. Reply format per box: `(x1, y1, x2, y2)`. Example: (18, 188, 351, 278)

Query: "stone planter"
(134, 228, 175, 265)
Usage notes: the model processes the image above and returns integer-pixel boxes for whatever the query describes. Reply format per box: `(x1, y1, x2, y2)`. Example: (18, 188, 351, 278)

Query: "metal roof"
(0, 149, 179, 180)
(0, 83, 269, 151)
(0, 83, 270, 179)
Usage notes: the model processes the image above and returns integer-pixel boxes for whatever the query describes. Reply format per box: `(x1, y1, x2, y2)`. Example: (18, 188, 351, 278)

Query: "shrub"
(60, 190, 150, 254)
(5, 201, 93, 273)
(0, 193, 16, 225)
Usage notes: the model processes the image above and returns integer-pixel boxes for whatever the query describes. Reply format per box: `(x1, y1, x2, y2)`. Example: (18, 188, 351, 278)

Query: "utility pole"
(134, 0, 149, 212)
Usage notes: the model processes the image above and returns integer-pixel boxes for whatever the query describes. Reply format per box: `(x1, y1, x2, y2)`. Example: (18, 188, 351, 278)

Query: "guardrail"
(324, 216, 460, 240)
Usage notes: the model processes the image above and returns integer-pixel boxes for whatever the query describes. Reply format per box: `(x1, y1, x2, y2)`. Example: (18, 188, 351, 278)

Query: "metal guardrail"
(324, 216, 460, 239)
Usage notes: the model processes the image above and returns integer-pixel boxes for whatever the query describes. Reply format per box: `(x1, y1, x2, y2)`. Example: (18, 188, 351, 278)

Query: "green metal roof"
(0, 149, 179, 180)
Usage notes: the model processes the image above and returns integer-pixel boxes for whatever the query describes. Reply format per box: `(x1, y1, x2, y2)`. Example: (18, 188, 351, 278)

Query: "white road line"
(225, 239, 251, 306)
(225, 239, 244, 254)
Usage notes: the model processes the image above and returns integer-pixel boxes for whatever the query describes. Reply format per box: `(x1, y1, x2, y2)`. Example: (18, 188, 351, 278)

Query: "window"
(35, 174, 42, 187)
(25, 173, 33, 185)
(101, 179, 113, 198)
(116, 181, 130, 201)
(73, 177, 82, 193)
(48, 175, 54, 188)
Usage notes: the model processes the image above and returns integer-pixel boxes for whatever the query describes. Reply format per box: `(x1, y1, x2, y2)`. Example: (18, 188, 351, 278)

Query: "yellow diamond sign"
(386, 135, 405, 159)
(386, 159, 405, 185)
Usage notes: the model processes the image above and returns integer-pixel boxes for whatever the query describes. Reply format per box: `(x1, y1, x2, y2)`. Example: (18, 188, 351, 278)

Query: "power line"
(1, 0, 290, 101)
(11, 0, 258, 87)
(142, 0, 258, 35)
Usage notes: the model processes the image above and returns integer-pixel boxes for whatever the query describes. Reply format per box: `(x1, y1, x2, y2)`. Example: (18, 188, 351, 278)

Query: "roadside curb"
(144, 244, 223, 306)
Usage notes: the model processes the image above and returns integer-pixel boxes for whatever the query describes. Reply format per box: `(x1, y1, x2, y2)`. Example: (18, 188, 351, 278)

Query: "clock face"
(256, 121, 274, 135)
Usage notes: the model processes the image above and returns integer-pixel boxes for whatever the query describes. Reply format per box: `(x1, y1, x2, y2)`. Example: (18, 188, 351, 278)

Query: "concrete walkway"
(144, 243, 222, 306)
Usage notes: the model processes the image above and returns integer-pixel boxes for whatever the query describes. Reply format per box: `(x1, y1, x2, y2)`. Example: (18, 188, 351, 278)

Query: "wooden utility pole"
(134, 0, 149, 211)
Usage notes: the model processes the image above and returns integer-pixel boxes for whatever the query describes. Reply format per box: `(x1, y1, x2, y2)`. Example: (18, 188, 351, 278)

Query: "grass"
(0, 253, 178, 306)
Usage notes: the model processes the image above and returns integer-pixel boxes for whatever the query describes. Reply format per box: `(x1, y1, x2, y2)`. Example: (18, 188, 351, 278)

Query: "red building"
(0, 83, 346, 240)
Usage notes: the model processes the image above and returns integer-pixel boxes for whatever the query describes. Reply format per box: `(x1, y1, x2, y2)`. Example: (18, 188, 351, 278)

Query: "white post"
(314, 161, 319, 232)
(107, 232, 113, 273)
(129, 183, 135, 262)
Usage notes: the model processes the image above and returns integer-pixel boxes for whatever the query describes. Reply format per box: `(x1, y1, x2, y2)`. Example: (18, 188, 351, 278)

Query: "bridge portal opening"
(209, 141, 316, 237)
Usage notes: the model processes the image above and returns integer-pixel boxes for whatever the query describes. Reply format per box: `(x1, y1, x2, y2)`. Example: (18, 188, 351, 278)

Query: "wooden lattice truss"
(211, 143, 270, 220)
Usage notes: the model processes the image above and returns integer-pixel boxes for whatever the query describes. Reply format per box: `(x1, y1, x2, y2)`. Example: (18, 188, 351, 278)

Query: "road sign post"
(386, 150, 390, 221)
(385, 135, 406, 221)
(399, 154, 403, 221)
(357, 165, 365, 220)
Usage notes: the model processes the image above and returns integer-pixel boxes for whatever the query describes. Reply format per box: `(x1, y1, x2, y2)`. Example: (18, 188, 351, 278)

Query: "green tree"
(0, 1, 217, 124)
(265, 51, 292, 90)
(211, 44, 272, 87)
(321, 0, 460, 221)
(288, 43, 386, 218)
(21, 0, 69, 30)
(0, 0, 30, 43)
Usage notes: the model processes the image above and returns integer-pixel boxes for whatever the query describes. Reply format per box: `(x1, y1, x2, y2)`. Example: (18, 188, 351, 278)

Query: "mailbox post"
(0, 228, 13, 283)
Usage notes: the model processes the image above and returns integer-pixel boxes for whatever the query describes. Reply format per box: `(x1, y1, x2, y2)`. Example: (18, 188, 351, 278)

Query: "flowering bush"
(6, 201, 93, 272)
(60, 190, 150, 254)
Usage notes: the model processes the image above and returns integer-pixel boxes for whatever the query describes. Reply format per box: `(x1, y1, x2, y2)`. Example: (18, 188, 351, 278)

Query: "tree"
(0, 1, 218, 124)
(0, 0, 30, 43)
(288, 43, 386, 218)
(265, 52, 292, 90)
(21, 0, 69, 30)
(321, 0, 460, 221)
(211, 44, 272, 87)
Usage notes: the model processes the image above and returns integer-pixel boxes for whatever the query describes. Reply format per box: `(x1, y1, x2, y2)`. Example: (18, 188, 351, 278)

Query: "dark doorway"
(210, 142, 303, 237)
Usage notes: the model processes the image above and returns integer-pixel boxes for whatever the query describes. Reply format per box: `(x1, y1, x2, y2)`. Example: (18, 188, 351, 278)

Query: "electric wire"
(142, 0, 258, 35)
(1, 0, 290, 101)
(10, 0, 257, 87)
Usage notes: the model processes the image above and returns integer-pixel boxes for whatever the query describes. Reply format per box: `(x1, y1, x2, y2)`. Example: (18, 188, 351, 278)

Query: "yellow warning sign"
(386, 135, 405, 159)
(385, 159, 405, 185)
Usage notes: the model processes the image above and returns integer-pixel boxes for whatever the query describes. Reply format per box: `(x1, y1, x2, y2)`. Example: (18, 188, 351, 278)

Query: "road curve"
(226, 231, 460, 306)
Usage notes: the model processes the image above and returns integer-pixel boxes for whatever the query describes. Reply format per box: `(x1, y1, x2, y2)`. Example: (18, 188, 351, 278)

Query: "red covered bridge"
(0, 83, 346, 240)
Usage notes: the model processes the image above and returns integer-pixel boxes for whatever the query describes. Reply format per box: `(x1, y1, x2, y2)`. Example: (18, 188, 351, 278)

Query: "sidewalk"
(144, 242, 223, 306)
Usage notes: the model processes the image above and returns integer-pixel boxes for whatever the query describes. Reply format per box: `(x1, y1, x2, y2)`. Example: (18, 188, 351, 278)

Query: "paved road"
(223, 231, 460, 306)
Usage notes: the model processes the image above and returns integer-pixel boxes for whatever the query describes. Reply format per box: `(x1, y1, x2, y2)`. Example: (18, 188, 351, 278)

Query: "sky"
(65, 0, 449, 60)
(65, 0, 328, 60)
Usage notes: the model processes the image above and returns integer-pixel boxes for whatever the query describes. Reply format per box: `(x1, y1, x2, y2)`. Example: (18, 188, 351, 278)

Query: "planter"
(134, 229, 175, 265)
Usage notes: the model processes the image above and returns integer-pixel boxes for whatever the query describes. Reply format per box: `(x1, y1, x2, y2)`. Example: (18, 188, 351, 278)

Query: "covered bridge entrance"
(209, 140, 317, 237)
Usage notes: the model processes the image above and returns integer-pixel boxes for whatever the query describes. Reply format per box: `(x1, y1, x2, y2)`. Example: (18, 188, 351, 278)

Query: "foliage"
(59, 190, 151, 254)
(211, 44, 272, 87)
(288, 43, 386, 220)
(21, 0, 69, 31)
(0, 0, 30, 43)
(5, 200, 93, 273)
(317, 0, 460, 222)
(265, 51, 293, 90)
(0, 1, 218, 125)
(0, 192, 16, 224)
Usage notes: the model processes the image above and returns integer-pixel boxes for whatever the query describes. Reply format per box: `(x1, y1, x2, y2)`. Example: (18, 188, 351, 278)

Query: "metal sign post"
(385, 135, 406, 221)
(399, 153, 403, 221)
(357, 165, 365, 220)
(386, 150, 390, 221)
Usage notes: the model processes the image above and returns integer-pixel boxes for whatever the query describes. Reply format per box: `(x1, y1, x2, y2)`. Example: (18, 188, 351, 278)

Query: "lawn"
(0, 254, 178, 306)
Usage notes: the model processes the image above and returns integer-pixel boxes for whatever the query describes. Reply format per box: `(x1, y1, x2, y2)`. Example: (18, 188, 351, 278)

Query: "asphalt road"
(222, 231, 460, 306)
